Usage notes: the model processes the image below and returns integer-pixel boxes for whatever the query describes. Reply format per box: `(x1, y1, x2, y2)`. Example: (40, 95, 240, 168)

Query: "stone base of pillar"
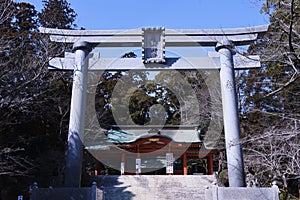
(29, 182, 104, 200)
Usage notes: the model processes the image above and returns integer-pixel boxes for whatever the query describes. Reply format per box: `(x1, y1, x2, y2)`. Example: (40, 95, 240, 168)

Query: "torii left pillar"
(64, 41, 92, 187)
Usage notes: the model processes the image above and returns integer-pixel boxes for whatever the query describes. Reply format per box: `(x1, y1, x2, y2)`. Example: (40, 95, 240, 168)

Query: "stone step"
(95, 175, 215, 200)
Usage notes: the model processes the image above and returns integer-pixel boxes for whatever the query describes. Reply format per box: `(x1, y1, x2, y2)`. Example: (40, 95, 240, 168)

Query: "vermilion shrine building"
(87, 125, 223, 175)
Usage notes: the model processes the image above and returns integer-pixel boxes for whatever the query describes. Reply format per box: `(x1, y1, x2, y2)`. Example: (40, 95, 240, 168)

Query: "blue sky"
(17, 0, 269, 58)
(19, 0, 269, 30)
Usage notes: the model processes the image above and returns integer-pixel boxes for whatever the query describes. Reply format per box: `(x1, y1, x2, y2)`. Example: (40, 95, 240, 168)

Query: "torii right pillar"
(216, 39, 246, 187)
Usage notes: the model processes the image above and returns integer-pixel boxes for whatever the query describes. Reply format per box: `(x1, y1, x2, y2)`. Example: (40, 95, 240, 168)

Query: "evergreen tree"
(240, 0, 300, 197)
(95, 70, 213, 129)
(38, 0, 77, 29)
(0, 0, 78, 199)
(244, 0, 300, 118)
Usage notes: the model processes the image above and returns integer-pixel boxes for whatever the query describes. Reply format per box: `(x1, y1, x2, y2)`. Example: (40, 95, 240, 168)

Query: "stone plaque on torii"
(39, 25, 268, 188)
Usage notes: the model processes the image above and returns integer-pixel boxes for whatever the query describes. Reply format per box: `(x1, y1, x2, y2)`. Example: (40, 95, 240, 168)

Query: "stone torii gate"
(39, 25, 268, 188)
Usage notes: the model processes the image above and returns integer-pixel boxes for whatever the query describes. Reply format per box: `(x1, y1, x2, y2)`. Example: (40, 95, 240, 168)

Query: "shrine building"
(86, 125, 223, 176)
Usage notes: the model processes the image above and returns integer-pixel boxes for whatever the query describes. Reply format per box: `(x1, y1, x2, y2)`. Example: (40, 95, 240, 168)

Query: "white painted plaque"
(120, 162, 125, 175)
(166, 153, 174, 174)
(136, 158, 141, 174)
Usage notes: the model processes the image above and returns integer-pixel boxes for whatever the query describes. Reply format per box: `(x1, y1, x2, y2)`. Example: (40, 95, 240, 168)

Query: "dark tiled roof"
(106, 128, 201, 144)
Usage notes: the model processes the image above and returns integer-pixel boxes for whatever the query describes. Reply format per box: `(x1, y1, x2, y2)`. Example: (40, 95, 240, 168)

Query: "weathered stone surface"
(96, 175, 215, 200)
(30, 187, 104, 200)
(39, 25, 268, 46)
(205, 186, 279, 200)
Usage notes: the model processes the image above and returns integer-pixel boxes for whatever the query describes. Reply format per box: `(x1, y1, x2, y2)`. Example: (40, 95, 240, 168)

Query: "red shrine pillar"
(208, 153, 214, 175)
(183, 152, 187, 175)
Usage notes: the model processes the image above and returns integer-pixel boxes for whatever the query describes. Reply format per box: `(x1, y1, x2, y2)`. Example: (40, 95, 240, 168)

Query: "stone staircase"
(95, 175, 215, 200)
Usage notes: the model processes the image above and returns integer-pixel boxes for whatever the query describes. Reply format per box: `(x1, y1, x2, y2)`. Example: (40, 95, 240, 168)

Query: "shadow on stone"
(95, 175, 135, 200)
(30, 182, 104, 200)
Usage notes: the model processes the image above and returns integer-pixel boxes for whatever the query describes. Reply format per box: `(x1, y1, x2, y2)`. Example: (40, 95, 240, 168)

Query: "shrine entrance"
(40, 25, 268, 188)
(87, 125, 222, 176)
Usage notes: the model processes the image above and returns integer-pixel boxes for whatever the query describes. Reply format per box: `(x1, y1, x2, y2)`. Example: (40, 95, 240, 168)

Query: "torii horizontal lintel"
(39, 25, 268, 47)
(49, 53, 261, 71)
